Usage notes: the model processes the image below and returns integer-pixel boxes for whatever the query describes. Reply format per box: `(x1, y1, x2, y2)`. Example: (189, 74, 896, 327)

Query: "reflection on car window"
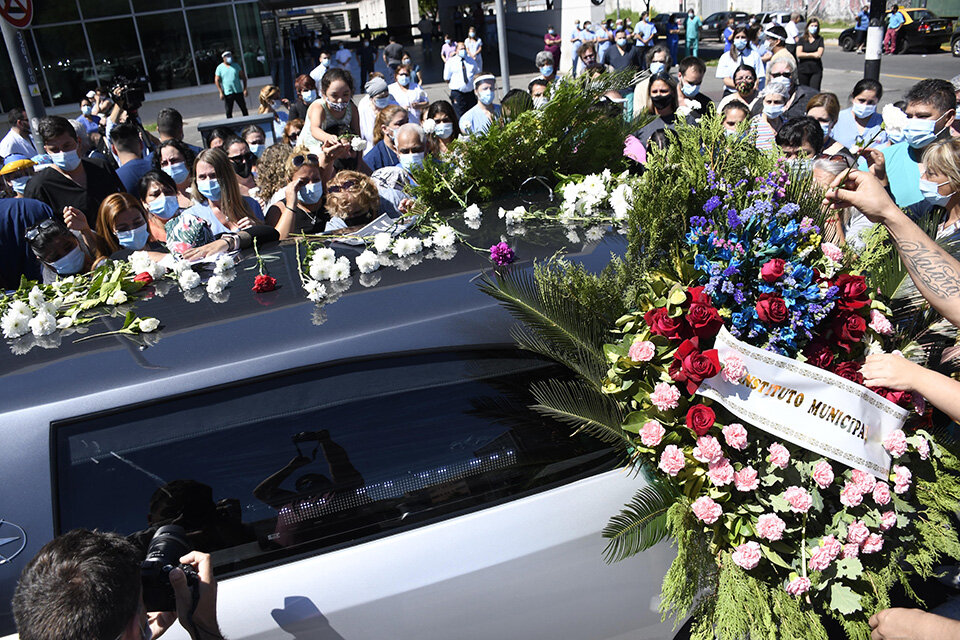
(55, 351, 616, 575)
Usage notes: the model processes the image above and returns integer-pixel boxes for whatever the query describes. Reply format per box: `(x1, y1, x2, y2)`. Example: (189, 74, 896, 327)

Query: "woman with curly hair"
(255, 144, 293, 209)
(262, 148, 331, 239)
(323, 170, 412, 232)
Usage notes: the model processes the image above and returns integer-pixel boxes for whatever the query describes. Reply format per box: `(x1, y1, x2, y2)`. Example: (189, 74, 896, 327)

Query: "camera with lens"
(112, 77, 146, 112)
(141, 525, 199, 612)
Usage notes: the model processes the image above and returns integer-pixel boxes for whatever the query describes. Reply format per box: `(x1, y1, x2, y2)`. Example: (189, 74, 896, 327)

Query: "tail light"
(918, 23, 930, 32)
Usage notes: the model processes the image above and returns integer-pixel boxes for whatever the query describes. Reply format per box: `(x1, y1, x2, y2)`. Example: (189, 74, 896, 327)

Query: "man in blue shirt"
(883, 7, 905, 54)
(685, 9, 702, 58)
(636, 13, 657, 70)
(854, 8, 869, 53)
(602, 30, 641, 114)
(109, 121, 154, 194)
(883, 79, 956, 216)
(0, 197, 53, 290)
(458, 74, 501, 137)
(214, 51, 248, 118)
(569, 20, 583, 74)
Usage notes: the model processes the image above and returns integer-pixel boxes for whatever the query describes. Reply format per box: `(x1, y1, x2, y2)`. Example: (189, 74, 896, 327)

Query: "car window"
(705, 13, 721, 22)
(912, 10, 934, 20)
(54, 350, 617, 576)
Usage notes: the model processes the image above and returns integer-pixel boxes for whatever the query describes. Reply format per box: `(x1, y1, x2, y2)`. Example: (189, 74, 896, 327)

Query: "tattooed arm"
(825, 170, 960, 328)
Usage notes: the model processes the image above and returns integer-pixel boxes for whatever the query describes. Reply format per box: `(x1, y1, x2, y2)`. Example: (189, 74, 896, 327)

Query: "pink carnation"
(693, 435, 723, 463)
(883, 429, 908, 457)
(639, 420, 665, 447)
(722, 423, 748, 450)
(821, 242, 843, 263)
(721, 355, 747, 383)
(734, 466, 760, 491)
(851, 469, 877, 494)
(812, 460, 834, 489)
(862, 533, 884, 554)
(708, 457, 735, 486)
(808, 546, 833, 571)
(869, 309, 894, 336)
(917, 436, 930, 460)
(650, 382, 681, 411)
(768, 442, 790, 469)
(872, 481, 891, 506)
(731, 541, 762, 570)
(822, 535, 842, 560)
(842, 543, 860, 559)
(756, 513, 786, 541)
(658, 444, 686, 476)
(840, 482, 864, 508)
(629, 340, 656, 362)
(846, 520, 870, 545)
(785, 577, 811, 596)
(880, 510, 897, 531)
(893, 465, 912, 494)
(691, 496, 723, 524)
(784, 486, 813, 513)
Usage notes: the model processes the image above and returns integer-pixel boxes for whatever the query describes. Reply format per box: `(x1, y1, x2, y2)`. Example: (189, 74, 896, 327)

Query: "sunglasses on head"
(24, 218, 60, 241)
(292, 153, 319, 168)
(327, 179, 357, 194)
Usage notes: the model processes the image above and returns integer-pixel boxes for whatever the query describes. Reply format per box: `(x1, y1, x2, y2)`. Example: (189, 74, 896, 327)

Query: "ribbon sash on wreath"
(697, 327, 908, 478)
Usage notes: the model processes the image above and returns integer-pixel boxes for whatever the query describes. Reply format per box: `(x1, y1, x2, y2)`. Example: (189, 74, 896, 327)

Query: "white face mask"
(852, 102, 876, 118)
(763, 103, 784, 118)
(224, 56, 233, 64)
(302, 90, 317, 103)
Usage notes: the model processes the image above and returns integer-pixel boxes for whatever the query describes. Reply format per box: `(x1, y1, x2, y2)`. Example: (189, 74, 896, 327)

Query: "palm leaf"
(601, 478, 683, 563)
(528, 378, 630, 448)
(512, 325, 607, 388)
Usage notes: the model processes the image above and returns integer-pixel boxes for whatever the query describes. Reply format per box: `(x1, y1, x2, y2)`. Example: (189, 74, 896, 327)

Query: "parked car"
(652, 12, 687, 37)
(0, 222, 677, 640)
(702, 11, 750, 41)
(758, 11, 799, 28)
(838, 7, 953, 52)
(950, 21, 960, 56)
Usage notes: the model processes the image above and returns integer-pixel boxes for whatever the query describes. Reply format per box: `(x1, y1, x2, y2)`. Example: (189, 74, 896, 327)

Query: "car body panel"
(839, 8, 953, 52)
(701, 11, 750, 40)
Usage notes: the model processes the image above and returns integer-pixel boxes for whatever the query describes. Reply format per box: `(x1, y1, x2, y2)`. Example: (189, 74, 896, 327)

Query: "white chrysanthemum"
(585, 226, 605, 242)
(35, 301, 58, 317)
(882, 104, 907, 137)
(178, 270, 201, 290)
(172, 260, 192, 275)
(304, 279, 327, 302)
(206, 274, 229, 294)
(431, 245, 457, 261)
(356, 250, 380, 274)
(309, 262, 331, 281)
(501, 207, 524, 226)
(2, 311, 31, 339)
(350, 136, 366, 152)
(566, 229, 581, 243)
(8, 300, 30, 317)
(465, 217, 481, 230)
(107, 289, 128, 305)
(56, 316, 74, 330)
(139, 317, 160, 333)
(561, 181, 581, 206)
(422, 236, 434, 248)
(676, 104, 693, 119)
(28, 312, 56, 337)
(214, 255, 235, 274)
(422, 118, 436, 134)
(329, 256, 351, 281)
(431, 225, 457, 248)
(128, 251, 154, 273)
(463, 203, 482, 222)
(610, 182, 634, 220)
(373, 232, 393, 253)
(393, 237, 422, 257)
(146, 262, 166, 280)
(27, 286, 45, 309)
(311, 247, 336, 268)
(601, 168, 612, 184)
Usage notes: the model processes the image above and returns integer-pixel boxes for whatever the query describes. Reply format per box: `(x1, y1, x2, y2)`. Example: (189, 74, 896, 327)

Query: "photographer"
(12, 529, 223, 640)
(106, 80, 160, 165)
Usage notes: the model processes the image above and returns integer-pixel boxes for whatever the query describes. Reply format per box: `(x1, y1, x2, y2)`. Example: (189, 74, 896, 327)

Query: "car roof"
(0, 218, 626, 414)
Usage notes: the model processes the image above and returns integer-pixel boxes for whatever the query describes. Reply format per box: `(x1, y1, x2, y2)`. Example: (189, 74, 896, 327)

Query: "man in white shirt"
(309, 51, 332, 86)
(784, 13, 803, 54)
(1, 109, 37, 160)
(443, 42, 479, 119)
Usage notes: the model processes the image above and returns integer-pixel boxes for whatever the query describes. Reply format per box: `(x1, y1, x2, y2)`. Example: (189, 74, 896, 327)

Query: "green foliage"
(528, 377, 630, 448)
(659, 500, 716, 627)
(410, 72, 649, 211)
(602, 476, 683, 562)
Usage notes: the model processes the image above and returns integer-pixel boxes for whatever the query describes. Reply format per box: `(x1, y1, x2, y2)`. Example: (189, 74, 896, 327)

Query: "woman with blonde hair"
(255, 144, 294, 211)
(922, 139, 960, 240)
(363, 104, 407, 171)
(323, 170, 411, 232)
(283, 119, 304, 147)
(95, 192, 163, 258)
(182, 148, 263, 237)
(258, 85, 289, 141)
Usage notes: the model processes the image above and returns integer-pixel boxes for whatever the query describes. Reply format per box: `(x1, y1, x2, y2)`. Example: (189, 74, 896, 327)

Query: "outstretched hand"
(823, 169, 901, 224)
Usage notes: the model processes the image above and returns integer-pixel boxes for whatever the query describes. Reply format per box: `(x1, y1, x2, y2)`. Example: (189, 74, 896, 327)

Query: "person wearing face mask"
(685, 9, 702, 58)
(0, 164, 51, 289)
(464, 28, 484, 77)
(716, 28, 765, 95)
(805, 93, 855, 160)
(666, 17, 681, 67)
(264, 149, 332, 239)
(570, 20, 584, 74)
(24, 116, 124, 230)
(371, 123, 426, 192)
(334, 41, 353, 73)
(596, 20, 614, 63)
(77, 98, 101, 135)
(750, 59, 816, 121)
(223, 137, 259, 200)
(443, 42, 480, 119)
(601, 29, 641, 114)
(529, 78, 550, 110)
(301, 68, 361, 152)
(241, 125, 268, 160)
(401, 54, 423, 86)
(761, 25, 795, 67)
(418, 14, 435, 55)
(323, 170, 411, 233)
(544, 24, 562, 69)
(458, 74, 502, 138)
(382, 34, 405, 76)
(0, 154, 36, 199)
(182, 148, 264, 238)
(721, 101, 751, 136)
(534, 51, 557, 83)
(288, 75, 318, 124)
(573, 42, 601, 78)
(364, 105, 408, 171)
(832, 79, 887, 151)
(110, 121, 155, 194)
(918, 140, 960, 240)
(950, 74, 960, 138)
(718, 64, 759, 111)
(750, 78, 790, 150)
(389, 63, 430, 123)
(883, 79, 957, 213)
(358, 38, 377, 84)
(152, 139, 197, 209)
(795, 19, 824, 90)
(424, 100, 459, 154)
(635, 13, 657, 70)
(214, 50, 248, 118)
(309, 50, 333, 86)
(258, 85, 290, 142)
(359, 75, 400, 152)
(138, 170, 182, 244)
(673, 57, 711, 113)
(25, 218, 100, 283)
(440, 33, 457, 62)
(0, 108, 37, 160)
(630, 72, 681, 149)
(94, 192, 164, 259)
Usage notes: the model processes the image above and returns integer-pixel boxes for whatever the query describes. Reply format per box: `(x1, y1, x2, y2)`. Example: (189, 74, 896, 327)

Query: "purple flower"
(703, 196, 722, 214)
(490, 242, 515, 266)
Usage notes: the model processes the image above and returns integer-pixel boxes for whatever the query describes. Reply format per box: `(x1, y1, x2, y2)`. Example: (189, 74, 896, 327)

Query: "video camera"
(112, 76, 147, 112)
(141, 525, 199, 611)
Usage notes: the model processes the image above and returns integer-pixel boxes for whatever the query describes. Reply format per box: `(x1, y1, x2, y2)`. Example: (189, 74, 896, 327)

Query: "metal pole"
(494, 0, 510, 92)
(864, 0, 884, 81)
(617, 0, 621, 20)
(0, 21, 46, 129)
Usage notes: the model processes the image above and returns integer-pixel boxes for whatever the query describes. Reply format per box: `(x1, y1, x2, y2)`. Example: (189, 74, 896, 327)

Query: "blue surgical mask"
(649, 62, 665, 74)
(548, 28, 555, 34)
(117, 223, 149, 250)
(397, 74, 411, 87)
(616, 38, 627, 47)
(852, 102, 876, 119)
(148, 194, 179, 220)
(49, 149, 81, 171)
(298, 181, 324, 204)
(681, 81, 700, 97)
(809, 25, 819, 34)
(10, 176, 29, 195)
(163, 161, 190, 184)
(434, 122, 454, 138)
(81, 105, 93, 115)
(197, 178, 221, 201)
(540, 65, 554, 77)
(902, 117, 940, 149)
(302, 89, 317, 102)
(919, 178, 955, 207)
(50, 245, 85, 275)
(458, 49, 466, 59)
(248, 143, 265, 158)
(399, 152, 424, 172)
(763, 103, 784, 118)
(224, 56, 233, 64)
(374, 96, 392, 109)
(820, 121, 832, 138)
(478, 89, 494, 106)
(733, 38, 748, 50)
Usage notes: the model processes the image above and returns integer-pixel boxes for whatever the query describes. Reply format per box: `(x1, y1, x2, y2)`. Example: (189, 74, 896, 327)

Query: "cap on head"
(85, 90, 96, 100)
(365, 77, 388, 97)
(475, 73, 496, 89)
(764, 25, 788, 41)
(222, 50, 232, 58)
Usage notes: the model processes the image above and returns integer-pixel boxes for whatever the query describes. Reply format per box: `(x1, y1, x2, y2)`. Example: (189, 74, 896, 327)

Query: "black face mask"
(651, 94, 672, 110)
(231, 152, 255, 178)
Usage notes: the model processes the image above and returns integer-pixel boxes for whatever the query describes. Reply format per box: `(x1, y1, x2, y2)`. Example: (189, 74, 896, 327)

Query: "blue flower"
(703, 195, 722, 214)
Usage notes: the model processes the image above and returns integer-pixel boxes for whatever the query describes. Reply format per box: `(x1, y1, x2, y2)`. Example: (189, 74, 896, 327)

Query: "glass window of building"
(236, 2, 269, 77)
(132, 0, 181, 11)
(32, 2, 80, 25)
(137, 12, 199, 90)
(187, 7, 241, 84)
(33, 25, 93, 106)
(86, 19, 147, 87)
(78, 0, 130, 20)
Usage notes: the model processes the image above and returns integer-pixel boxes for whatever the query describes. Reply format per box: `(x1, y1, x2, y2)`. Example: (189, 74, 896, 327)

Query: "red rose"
(686, 300, 723, 339)
(834, 274, 870, 311)
(832, 311, 866, 350)
(871, 387, 913, 407)
(686, 404, 716, 436)
(755, 293, 788, 324)
(803, 342, 834, 369)
(831, 361, 864, 385)
(760, 259, 785, 283)
(644, 307, 689, 341)
(252, 274, 277, 293)
(686, 286, 712, 306)
(134, 272, 153, 285)
(669, 338, 721, 394)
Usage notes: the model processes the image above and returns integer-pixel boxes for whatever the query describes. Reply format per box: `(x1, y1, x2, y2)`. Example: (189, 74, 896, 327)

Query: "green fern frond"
(528, 378, 629, 447)
(601, 478, 684, 563)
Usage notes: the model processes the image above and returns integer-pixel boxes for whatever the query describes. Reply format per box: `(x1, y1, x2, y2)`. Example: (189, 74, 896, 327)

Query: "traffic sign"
(1, 0, 32, 29)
